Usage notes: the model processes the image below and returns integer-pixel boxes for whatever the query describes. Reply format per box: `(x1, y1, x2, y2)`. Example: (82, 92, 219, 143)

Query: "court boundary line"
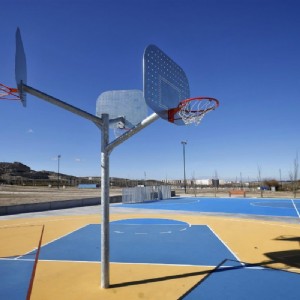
(111, 221, 191, 235)
(13, 222, 242, 268)
(18, 224, 90, 260)
(2, 257, 299, 272)
(291, 199, 300, 219)
(0, 257, 231, 268)
(251, 200, 298, 209)
(111, 223, 192, 226)
(207, 225, 242, 264)
(119, 197, 300, 219)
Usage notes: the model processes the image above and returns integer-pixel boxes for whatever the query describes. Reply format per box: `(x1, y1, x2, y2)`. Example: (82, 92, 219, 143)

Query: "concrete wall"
(0, 195, 122, 216)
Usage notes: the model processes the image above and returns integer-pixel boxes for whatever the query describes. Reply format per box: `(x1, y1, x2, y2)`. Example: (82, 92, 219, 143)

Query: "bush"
(264, 179, 279, 190)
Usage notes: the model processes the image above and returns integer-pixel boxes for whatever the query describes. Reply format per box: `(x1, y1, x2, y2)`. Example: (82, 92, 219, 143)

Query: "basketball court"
(118, 197, 300, 219)
(1, 201, 300, 299)
(1, 29, 300, 299)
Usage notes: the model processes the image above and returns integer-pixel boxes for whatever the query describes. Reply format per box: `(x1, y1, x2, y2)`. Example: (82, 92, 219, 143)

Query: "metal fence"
(122, 185, 171, 204)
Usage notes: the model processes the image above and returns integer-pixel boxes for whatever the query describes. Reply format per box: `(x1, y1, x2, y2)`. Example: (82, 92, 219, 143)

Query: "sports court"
(1, 197, 300, 299)
(119, 197, 300, 219)
(1, 26, 300, 299)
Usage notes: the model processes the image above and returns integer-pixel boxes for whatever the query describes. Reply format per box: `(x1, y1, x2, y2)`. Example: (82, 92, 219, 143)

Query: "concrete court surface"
(0, 203, 300, 299)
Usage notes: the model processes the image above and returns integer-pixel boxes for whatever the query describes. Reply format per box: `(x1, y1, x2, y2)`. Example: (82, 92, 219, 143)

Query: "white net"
(0, 84, 20, 100)
(178, 97, 218, 125)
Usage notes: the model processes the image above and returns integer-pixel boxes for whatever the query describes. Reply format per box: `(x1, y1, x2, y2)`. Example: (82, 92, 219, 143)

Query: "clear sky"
(1, 0, 300, 181)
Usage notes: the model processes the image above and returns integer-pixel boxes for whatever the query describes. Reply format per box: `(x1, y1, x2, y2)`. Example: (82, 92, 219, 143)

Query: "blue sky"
(1, 0, 300, 181)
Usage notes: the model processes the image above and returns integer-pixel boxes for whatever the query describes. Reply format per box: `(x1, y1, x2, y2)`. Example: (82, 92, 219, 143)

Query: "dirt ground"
(0, 185, 298, 206)
(0, 185, 121, 206)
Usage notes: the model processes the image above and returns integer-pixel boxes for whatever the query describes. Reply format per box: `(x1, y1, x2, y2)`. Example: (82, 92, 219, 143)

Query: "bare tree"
(240, 172, 243, 189)
(289, 153, 299, 198)
(279, 168, 282, 191)
(191, 171, 197, 197)
(213, 170, 219, 197)
(257, 165, 263, 198)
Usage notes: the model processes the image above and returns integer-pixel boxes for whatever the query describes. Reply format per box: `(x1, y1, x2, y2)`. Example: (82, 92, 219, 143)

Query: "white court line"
(0, 257, 219, 268)
(37, 224, 90, 249)
(291, 199, 300, 219)
(111, 222, 191, 235)
(107, 262, 219, 268)
(17, 224, 90, 260)
(112, 223, 191, 226)
(2, 257, 298, 272)
(207, 225, 243, 265)
(0, 257, 99, 264)
(250, 201, 293, 209)
(15, 248, 37, 260)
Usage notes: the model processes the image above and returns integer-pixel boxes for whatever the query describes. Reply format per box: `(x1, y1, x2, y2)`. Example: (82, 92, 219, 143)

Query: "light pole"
(181, 141, 187, 193)
(57, 154, 61, 189)
(279, 168, 282, 191)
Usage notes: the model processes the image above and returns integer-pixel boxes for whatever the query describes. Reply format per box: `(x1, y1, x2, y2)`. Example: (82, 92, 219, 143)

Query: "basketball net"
(177, 97, 219, 125)
(0, 83, 20, 100)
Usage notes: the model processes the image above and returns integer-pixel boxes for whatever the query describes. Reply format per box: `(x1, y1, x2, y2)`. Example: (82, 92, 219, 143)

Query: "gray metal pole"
(57, 154, 61, 189)
(107, 113, 159, 153)
(23, 84, 103, 127)
(181, 141, 187, 193)
(101, 113, 110, 288)
(19, 83, 160, 289)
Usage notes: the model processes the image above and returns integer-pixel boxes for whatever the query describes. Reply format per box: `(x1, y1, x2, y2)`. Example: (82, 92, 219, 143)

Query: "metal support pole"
(181, 141, 187, 193)
(19, 83, 160, 289)
(57, 155, 61, 189)
(23, 84, 103, 127)
(101, 114, 110, 288)
(107, 113, 159, 153)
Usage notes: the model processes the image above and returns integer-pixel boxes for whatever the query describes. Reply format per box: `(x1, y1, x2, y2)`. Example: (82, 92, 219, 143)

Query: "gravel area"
(0, 185, 121, 206)
(0, 185, 298, 207)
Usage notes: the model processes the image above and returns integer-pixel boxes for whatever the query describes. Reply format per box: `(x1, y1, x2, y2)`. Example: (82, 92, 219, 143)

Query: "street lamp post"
(57, 155, 61, 189)
(181, 141, 187, 193)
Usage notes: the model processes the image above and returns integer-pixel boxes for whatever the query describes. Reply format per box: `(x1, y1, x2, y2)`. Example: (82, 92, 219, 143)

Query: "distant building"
(195, 179, 211, 186)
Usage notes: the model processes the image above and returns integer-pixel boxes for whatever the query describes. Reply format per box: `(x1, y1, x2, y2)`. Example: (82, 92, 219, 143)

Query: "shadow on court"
(179, 259, 300, 300)
(263, 235, 300, 269)
(1, 215, 300, 299)
(265, 250, 300, 269)
(110, 268, 212, 288)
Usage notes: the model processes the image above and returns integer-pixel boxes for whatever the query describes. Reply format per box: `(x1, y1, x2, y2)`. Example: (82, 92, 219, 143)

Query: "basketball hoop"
(168, 97, 219, 125)
(0, 83, 20, 101)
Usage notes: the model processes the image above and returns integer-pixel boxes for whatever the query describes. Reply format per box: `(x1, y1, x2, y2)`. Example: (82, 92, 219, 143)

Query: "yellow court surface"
(1, 210, 300, 299)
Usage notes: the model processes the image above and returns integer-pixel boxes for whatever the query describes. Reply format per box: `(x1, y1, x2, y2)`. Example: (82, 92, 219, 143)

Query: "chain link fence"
(122, 185, 171, 204)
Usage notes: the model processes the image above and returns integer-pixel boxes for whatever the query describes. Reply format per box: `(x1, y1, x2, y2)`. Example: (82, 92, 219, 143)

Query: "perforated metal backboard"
(143, 45, 190, 125)
(15, 28, 27, 106)
(96, 90, 148, 129)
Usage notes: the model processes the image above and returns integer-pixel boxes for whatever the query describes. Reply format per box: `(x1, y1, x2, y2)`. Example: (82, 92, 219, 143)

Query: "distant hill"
(0, 161, 79, 186)
(0, 162, 163, 187)
(1, 162, 49, 179)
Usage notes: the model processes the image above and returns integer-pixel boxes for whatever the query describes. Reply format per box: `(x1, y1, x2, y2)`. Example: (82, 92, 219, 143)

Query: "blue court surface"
(181, 260, 300, 300)
(117, 197, 300, 219)
(1, 217, 300, 299)
(22, 219, 239, 266)
(0, 260, 34, 299)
